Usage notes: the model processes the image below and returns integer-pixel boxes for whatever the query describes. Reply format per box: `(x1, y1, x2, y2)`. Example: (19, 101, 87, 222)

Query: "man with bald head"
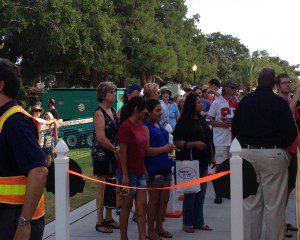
(232, 68, 297, 240)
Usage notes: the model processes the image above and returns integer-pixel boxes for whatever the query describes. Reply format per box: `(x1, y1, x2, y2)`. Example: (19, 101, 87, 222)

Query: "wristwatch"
(18, 217, 31, 226)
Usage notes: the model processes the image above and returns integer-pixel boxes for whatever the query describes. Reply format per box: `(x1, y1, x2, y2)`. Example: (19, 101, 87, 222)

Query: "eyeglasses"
(230, 86, 237, 90)
(108, 89, 116, 94)
(280, 80, 291, 85)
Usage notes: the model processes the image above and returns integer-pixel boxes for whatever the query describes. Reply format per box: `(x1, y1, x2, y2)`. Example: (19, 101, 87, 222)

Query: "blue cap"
(125, 83, 142, 94)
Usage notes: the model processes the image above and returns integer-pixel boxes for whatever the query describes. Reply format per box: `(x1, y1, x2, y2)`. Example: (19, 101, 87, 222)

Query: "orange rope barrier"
(67, 170, 230, 190)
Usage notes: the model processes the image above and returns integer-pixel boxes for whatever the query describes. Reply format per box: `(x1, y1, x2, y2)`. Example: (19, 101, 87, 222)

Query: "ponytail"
(120, 96, 146, 124)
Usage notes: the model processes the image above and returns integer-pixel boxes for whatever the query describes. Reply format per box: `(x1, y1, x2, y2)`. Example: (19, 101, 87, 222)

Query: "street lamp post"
(192, 64, 197, 86)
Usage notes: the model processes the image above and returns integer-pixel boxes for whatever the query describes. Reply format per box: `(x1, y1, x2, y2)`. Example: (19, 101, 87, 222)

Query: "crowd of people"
(0, 56, 299, 240)
(91, 69, 299, 240)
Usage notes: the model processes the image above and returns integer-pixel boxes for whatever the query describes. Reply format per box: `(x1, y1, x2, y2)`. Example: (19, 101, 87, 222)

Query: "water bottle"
(165, 124, 175, 160)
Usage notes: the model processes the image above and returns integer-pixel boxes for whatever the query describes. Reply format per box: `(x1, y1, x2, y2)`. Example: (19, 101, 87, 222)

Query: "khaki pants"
(241, 148, 289, 240)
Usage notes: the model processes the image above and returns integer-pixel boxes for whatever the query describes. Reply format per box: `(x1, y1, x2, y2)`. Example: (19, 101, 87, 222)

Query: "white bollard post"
(54, 139, 70, 240)
(230, 138, 243, 240)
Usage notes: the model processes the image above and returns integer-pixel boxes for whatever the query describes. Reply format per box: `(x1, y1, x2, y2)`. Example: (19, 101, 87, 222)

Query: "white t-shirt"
(207, 96, 238, 146)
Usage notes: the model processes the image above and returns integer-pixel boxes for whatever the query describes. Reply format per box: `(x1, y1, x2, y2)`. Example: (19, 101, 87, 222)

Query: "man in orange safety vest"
(0, 58, 48, 240)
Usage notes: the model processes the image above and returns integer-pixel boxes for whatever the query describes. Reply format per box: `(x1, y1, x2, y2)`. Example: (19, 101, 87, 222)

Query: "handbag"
(175, 149, 200, 194)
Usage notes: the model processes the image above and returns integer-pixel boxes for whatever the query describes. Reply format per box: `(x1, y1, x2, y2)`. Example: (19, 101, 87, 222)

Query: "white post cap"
(230, 138, 242, 154)
(54, 139, 69, 154)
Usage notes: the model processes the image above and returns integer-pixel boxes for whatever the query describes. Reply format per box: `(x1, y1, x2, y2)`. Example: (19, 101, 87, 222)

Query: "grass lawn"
(45, 148, 98, 224)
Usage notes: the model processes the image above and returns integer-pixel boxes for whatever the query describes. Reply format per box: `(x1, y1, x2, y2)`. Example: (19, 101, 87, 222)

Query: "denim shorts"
(117, 173, 147, 196)
(147, 168, 172, 185)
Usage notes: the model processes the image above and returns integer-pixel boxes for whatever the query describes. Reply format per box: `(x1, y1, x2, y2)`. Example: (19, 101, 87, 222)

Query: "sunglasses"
(280, 80, 291, 85)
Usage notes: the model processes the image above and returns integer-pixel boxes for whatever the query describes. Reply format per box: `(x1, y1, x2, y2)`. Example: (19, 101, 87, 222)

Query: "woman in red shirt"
(118, 96, 148, 240)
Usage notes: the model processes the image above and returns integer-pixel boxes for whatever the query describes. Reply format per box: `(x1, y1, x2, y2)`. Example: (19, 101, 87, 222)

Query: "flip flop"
(104, 219, 120, 229)
(182, 226, 195, 233)
(158, 230, 173, 238)
(146, 234, 162, 240)
(95, 222, 113, 233)
(287, 223, 298, 231)
(194, 224, 212, 231)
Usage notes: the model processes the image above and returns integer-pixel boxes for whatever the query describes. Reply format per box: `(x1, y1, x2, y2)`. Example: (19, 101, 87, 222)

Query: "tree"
(205, 32, 249, 80)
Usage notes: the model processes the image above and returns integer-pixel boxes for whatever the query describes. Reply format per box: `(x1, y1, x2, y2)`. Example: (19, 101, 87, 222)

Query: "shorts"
(288, 152, 298, 189)
(147, 168, 172, 185)
(117, 173, 147, 196)
(214, 146, 230, 164)
(92, 158, 117, 177)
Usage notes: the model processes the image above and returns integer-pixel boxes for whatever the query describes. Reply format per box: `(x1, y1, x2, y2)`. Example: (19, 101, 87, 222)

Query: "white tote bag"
(176, 150, 200, 194)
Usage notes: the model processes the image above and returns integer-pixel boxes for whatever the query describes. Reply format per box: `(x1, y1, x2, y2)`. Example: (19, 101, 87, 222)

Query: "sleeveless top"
(143, 121, 174, 173)
(91, 106, 120, 164)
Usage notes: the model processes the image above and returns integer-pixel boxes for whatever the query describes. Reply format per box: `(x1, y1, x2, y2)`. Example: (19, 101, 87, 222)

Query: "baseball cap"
(222, 79, 239, 89)
(125, 83, 142, 94)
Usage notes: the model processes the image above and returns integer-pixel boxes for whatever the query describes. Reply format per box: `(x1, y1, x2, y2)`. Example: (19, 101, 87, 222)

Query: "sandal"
(182, 226, 195, 233)
(287, 223, 298, 231)
(158, 230, 173, 238)
(285, 228, 292, 238)
(198, 224, 212, 231)
(104, 219, 120, 229)
(95, 222, 113, 233)
(146, 234, 162, 240)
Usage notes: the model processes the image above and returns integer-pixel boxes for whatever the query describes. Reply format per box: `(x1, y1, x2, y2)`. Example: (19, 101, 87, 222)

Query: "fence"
(40, 118, 95, 224)
(52, 138, 244, 240)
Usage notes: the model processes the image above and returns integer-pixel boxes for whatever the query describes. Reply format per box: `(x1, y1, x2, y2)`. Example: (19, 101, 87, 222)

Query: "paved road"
(45, 182, 297, 240)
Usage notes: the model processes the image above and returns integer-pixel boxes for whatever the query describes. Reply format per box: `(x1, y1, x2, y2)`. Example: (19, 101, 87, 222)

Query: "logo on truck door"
(77, 102, 86, 112)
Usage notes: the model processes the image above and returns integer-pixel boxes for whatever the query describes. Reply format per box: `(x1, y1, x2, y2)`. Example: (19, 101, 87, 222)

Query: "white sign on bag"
(176, 160, 200, 194)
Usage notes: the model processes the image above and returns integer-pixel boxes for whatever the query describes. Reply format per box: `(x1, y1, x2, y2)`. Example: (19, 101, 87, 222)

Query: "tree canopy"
(0, 0, 299, 88)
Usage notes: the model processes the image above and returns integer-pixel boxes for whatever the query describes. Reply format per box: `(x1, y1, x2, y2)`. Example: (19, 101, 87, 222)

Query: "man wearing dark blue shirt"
(0, 58, 48, 240)
(232, 68, 297, 240)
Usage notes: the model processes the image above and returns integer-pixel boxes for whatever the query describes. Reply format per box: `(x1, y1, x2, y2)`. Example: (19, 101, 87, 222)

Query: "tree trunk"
(91, 68, 98, 88)
(140, 72, 147, 87)
(118, 76, 126, 88)
(104, 71, 109, 82)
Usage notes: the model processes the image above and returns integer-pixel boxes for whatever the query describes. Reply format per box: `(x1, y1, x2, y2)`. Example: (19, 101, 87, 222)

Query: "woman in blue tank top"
(143, 99, 175, 239)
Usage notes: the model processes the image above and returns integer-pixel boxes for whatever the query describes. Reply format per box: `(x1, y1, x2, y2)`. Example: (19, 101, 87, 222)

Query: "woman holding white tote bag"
(173, 93, 214, 233)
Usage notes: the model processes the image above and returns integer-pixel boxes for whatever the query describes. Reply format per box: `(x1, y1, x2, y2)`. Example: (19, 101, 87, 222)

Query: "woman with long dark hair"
(173, 93, 213, 233)
(143, 99, 175, 239)
(118, 96, 148, 240)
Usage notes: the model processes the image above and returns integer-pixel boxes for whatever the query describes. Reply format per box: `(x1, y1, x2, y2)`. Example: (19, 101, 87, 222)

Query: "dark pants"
(0, 205, 45, 240)
(182, 166, 208, 227)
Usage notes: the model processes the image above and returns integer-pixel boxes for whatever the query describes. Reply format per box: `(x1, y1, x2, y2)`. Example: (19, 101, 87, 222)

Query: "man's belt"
(242, 144, 278, 149)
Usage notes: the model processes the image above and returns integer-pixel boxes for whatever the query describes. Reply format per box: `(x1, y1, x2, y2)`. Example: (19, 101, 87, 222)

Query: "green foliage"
(0, 0, 299, 88)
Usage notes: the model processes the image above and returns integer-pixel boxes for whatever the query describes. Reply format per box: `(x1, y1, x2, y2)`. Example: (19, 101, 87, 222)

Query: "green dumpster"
(41, 88, 124, 120)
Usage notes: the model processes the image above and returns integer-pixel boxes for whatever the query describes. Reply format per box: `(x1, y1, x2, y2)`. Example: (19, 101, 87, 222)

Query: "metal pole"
(193, 71, 196, 86)
(230, 138, 244, 240)
(54, 139, 70, 240)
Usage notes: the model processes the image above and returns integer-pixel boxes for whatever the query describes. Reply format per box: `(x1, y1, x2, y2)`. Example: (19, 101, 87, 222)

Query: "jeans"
(117, 173, 147, 196)
(0, 204, 45, 240)
(182, 166, 208, 227)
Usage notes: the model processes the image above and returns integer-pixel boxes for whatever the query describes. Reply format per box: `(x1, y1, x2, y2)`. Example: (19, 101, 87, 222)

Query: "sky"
(186, 0, 300, 66)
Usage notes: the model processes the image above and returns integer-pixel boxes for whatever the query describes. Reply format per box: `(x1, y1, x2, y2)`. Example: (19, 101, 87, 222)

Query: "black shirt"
(0, 101, 46, 176)
(50, 108, 59, 120)
(173, 116, 212, 167)
(232, 86, 297, 148)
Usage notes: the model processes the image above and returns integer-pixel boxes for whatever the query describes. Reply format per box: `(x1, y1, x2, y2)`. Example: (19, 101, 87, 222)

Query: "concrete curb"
(43, 200, 96, 239)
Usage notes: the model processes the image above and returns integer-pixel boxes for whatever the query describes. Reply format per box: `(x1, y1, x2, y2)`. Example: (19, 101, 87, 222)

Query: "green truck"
(41, 88, 124, 148)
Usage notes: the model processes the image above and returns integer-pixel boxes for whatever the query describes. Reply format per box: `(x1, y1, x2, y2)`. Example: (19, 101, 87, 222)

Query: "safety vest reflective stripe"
(0, 184, 26, 195)
(0, 176, 27, 185)
(0, 106, 45, 219)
